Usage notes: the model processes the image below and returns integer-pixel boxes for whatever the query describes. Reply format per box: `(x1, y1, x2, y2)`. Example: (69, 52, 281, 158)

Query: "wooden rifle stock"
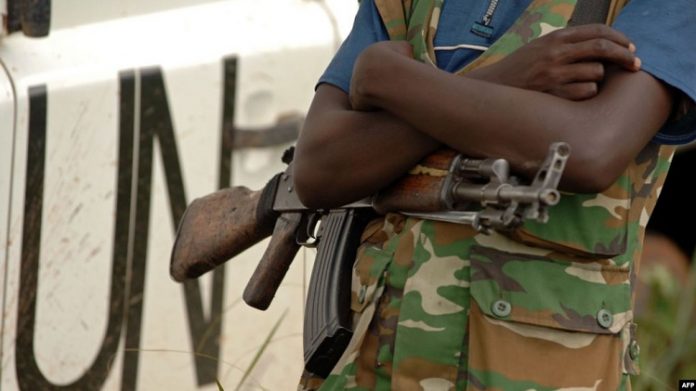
(169, 186, 275, 282)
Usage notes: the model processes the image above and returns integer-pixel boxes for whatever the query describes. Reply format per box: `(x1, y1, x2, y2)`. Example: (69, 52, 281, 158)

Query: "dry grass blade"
(234, 309, 288, 391)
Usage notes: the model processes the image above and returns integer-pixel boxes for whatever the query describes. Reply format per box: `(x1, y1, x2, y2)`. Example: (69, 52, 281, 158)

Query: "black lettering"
(15, 62, 237, 390)
(219, 56, 237, 189)
(15, 78, 132, 389)
(124, 67, 225, 387)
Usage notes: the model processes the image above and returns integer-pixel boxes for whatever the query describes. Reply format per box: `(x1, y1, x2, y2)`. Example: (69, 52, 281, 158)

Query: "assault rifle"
(169, 142, 570, 377)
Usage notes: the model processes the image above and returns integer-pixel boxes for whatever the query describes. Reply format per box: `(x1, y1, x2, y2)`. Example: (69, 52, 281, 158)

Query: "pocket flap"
(510, 187, 630, 258)
(469, 244, 632, 335)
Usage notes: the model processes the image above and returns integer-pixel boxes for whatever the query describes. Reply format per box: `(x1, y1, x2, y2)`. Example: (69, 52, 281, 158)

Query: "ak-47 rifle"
(169, 142, 570, 377)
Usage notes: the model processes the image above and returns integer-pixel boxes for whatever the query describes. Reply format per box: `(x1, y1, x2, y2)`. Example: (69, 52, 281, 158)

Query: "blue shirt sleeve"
(317, 0, 389, 93)
(613, 0, 696, 145)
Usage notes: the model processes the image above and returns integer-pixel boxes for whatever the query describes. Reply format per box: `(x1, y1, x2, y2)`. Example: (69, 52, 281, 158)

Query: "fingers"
(549, 24, 640, 71)
(535, 62, 603, 88)
(557, 24, 631, 48)
(549, 82, 599, 101)
(565, 38, 640, 71)
(555, 62, 605, 83)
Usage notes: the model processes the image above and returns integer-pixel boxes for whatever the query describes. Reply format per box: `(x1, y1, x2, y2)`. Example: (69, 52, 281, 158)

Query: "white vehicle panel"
(0, 62, 16, 388)
(0, 0, 357, 389)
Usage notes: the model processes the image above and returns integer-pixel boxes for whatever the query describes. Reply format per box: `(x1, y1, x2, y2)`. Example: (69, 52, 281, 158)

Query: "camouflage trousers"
(299, 213, 639, 390)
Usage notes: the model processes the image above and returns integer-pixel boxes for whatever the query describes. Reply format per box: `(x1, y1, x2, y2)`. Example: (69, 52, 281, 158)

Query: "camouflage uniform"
(300, 0, 676, 389)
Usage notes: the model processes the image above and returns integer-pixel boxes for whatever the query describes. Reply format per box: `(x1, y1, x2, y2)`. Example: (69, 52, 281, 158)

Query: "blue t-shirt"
(319, 0, 696, 144)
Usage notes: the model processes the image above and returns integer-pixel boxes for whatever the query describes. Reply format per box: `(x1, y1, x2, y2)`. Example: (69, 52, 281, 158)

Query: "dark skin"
(294, 24, 675, 209)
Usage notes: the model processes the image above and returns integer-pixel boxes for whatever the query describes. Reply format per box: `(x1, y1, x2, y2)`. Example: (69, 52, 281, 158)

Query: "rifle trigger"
(297, 213, 322, 248)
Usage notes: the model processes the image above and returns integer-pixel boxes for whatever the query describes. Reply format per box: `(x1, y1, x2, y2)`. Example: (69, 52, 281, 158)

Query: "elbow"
(293, 119, 335, 209)
(293, 147, 345, 210)
(294, 149, 369, 209)
(294, 163, 330, 210)
(293, 113, 359, 209)
(293, 150, 327, 209)
(294, 168, 351, 210)
(563, 135, 626, 193)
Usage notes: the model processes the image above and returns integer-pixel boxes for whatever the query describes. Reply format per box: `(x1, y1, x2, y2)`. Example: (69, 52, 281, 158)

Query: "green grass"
(632, 260, 696, 391)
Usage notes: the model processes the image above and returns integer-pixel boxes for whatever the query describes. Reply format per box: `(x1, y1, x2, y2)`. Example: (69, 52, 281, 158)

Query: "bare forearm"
(355, 50, 673, 191)
(294, 85, 439, 208)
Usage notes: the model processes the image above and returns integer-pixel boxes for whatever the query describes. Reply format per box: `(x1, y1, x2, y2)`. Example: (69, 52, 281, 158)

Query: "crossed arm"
(294, 25, 675, 209)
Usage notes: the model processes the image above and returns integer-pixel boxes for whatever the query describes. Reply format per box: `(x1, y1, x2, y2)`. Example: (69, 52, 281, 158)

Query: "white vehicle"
(0, 0, 356, 389)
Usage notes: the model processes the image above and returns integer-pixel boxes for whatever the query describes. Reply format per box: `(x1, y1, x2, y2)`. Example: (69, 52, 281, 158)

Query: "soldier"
(294, 0, 696, 389)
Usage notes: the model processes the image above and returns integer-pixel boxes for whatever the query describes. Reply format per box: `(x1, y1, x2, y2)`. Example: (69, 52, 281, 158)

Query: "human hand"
(350, 40, 413, 111)
(468, 24, 641, 100)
